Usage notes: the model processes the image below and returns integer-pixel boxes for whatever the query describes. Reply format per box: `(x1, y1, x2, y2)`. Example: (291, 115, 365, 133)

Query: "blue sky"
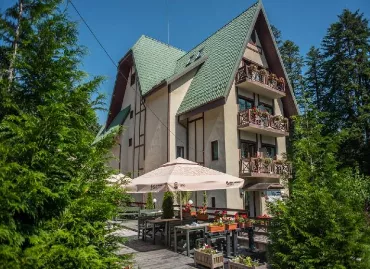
(1, 0, 369, 124)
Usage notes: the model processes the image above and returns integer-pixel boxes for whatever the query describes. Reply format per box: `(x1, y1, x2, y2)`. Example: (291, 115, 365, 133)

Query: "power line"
(68, 0, 203, 154)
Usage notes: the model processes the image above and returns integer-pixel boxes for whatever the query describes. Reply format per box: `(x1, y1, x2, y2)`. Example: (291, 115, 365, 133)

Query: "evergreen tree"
(162, 192, 174, 219)
(305, 46, 324, 110)
(321, 9, 370, 175)
(268, 104, 370, 268)
(146, 193, 154, 209)
(280, 40, 304, 98)
(270, 24, 282, 47)
(0, 1, 130, 268)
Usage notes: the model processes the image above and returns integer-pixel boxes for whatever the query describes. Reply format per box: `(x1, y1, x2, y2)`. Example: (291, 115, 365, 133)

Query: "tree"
(162, 192, 174, 219)
(305, 46, 324, 110)
(280, 40, 304, 98)
(321, 9, 370, 175)
(270, 24, 282, 47)
(268, 104, 370, 268)
(146, 193, 154, 209)
(0, 1, 131, 268)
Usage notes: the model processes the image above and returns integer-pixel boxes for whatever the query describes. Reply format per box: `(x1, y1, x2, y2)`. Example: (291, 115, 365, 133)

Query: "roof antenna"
(166, 0, 170, 45)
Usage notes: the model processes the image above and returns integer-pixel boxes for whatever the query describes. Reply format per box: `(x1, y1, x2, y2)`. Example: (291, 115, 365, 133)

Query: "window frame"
(130, 73, 136, 86)
(240, 140, 257, 159)
(186, 55, 194, 66)
(211, 140, 219, 161)
(211, 197, 216, 208)
(258, 102, 274, 115)
(261, 143, 276, 159)
(238, 96, 254, 112)
(195, 48, 204, 60)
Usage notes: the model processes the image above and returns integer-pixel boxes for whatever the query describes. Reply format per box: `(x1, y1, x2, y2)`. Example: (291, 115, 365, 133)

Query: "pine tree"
(305, 46, 324, 110)
(162, 192, 174, 219)
(321, 9, 370, 175)
(268, 104, 370, 268)
(146, 193, 154, 209)
(0, 1, 131, 268)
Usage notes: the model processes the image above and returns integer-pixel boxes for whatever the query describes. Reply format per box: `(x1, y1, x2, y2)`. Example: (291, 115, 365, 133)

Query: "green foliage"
(162, 192, 174, 219)
(0, 1, 131, 268)
(146, 193, 154, 209)
(268, 106, 370, 268)
(176, 191, 192, 205)
(203, 191, 207, 207)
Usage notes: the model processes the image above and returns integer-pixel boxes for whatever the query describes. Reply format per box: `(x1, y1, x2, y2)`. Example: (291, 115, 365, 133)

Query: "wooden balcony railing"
(240, 157, 292, 177)
(236, 64, 286, 93)
(238, 108, 289, 133)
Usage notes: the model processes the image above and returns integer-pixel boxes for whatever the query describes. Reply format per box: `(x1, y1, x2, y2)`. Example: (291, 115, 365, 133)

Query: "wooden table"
(146, 218, 180, 245)
(174, 223, 209, 256)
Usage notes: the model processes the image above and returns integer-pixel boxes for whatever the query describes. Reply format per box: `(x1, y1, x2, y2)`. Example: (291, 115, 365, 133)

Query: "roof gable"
(176, 2, 260, 115)
(132, 36, 185, 96)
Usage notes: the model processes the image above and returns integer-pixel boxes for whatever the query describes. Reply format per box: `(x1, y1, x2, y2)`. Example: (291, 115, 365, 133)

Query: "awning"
(243, 183, 284, 191)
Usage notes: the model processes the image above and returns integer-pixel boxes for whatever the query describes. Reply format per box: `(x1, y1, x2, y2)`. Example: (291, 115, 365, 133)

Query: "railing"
(238, 108, 289, 133)
(235, 64, 286, 93)
(240, 157, 292, 176)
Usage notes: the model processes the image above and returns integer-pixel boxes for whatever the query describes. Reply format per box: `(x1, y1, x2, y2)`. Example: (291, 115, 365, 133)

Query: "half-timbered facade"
(98, 1, 298, 216)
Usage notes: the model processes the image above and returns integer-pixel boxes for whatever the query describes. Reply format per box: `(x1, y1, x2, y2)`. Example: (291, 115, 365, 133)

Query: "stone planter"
(225, 223, 238, 231)
(197, 213, 209, 221)
(194, 249, 224, 269)
(208, 225, 225, 233)
(228, 261, 266, 269)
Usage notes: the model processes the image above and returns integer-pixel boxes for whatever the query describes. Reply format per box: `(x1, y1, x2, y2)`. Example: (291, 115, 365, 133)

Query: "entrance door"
(241, 141, 257, 159)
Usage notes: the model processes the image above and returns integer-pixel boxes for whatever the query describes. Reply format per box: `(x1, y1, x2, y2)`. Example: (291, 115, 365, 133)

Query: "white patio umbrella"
(124, 157, 245, 219)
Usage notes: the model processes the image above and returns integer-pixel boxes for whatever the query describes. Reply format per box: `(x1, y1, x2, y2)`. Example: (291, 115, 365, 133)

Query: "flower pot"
(208, 225, 225, 233)
(225, 223, 238, 231)
(182, 212, 193, 219)
(197, 213, 209, 221)
(194, 249, 224, 269)
(191, 211, 197, 216)
(238, 222, 245, 229)
(229, 260, 266, 269)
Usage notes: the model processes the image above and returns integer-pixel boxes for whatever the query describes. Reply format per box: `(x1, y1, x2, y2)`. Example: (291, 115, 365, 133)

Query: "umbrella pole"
(180, 191, 182, 220)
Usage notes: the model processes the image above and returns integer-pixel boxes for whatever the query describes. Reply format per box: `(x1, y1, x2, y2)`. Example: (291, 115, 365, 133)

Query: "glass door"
(241, 141, 257, 159)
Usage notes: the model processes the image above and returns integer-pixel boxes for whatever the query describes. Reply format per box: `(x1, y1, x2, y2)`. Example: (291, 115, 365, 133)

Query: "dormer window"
(186, 55, 194, 66)
(195, 48, 204, 60)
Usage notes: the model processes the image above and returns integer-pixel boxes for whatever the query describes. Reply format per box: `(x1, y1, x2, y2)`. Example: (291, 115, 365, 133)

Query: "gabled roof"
(132, 36, 185, 96)
(175, 2, 260, 115)
(94, 105, 131, 144)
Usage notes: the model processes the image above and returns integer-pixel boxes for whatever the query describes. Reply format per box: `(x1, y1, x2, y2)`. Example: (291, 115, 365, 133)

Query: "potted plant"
(197, 205, 208, 221)
(214, 210, 227, 221)
(229, 256, 265, 269)
(259, 68, 269, 84)
(208, 220, 225, 233)
(162, 191, 174, 219)
(224, 217, 238, 231)
(269, 73, 278, 88)
(236, 214, 248, 228)
(257, 214, 271, 226)
(278, 77, 285, 91)
(182, 203, 194, 219)
(194, 244, 224, 269)
(245, 219, 255, 228)
(248, 64, 259, 81)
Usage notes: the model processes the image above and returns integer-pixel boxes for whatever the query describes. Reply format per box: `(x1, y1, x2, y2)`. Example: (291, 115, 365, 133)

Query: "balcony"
(235, 64, 286, 98)
(238, 108, 289, 137)
(240, 157, 292, 179)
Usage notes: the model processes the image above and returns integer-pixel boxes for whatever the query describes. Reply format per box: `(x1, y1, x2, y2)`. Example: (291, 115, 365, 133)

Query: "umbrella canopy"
(125, 157, 244, 193)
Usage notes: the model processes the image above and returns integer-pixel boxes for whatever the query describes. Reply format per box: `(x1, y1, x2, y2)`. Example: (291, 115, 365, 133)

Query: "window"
(130, 110, 133, 119)
(176, 146, 184, 158)
(130, 73, 136, 86)
(258, 103, 273, 115)
(261, 144, 276, 158)
(211, 140, 218, 161)
(238, 97, 254, 112)
(186, 55, 194, 66)
(211, 197, 216, 208)
(129, 138, 132, 147)
(241, 141, 257, 159)
(195, 48, 204, 60)
(251, 30, 257, 44)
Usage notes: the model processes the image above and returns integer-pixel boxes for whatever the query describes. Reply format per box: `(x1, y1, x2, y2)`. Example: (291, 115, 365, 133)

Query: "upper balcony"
(240, 157, 292, 179)
(235, 64, 286, 99)
(238, 108, 289, 137)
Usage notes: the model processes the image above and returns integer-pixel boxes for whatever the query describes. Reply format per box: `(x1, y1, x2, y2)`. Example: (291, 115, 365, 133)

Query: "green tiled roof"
(132, 36, 185, 95)
(94, 105, 131, 144)
(176, 2, 260, 115)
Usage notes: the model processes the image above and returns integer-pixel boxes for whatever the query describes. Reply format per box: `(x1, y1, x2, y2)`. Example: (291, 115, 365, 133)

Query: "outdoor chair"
(137, 215, 156, 240)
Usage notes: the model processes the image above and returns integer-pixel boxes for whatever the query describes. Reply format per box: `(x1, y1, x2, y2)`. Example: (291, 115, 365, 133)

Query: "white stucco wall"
(144, 86, 168, 173)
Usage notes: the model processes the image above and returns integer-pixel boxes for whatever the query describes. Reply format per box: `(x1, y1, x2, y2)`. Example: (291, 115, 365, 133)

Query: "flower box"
(197, 213, 209, 221)
(208, 225, 225, 233)
(229, 260, 266, 269)
(194, 249, 224, 269)
(238, 222, 245, 229)
(225, 223, 238, 231)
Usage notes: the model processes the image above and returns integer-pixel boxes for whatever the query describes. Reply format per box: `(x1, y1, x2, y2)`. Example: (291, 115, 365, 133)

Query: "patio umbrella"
(124, 157, 245, 219)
